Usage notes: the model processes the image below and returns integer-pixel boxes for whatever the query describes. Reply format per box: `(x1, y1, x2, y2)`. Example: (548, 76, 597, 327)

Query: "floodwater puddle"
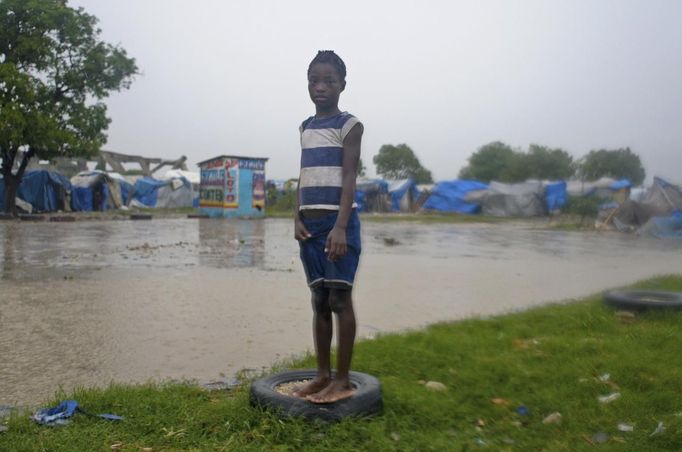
(1, 218, 681, 406)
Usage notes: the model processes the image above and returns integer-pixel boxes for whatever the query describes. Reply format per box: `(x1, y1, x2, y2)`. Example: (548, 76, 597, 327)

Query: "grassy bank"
(3, 276, 682, 450)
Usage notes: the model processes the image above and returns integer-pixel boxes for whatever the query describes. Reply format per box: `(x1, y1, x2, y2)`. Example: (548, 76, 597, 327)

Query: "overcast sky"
(70, 0, 682, 184)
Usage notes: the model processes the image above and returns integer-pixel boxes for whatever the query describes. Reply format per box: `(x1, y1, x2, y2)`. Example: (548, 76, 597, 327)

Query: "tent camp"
(421, 180, 488, 213)
(477, 180, 547, 217)
(130, 176, 193, 209)
(70, 171, 130, 211)
(566, 177, 632, 203)
(0, 169, 74, 213)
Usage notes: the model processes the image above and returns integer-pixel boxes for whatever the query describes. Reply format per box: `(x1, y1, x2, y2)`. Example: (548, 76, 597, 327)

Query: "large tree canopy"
(372, 143, 433, 184)
(0, 0, 137, 214)
(459, 142, 575, 183)
(578, 147, 645, 186)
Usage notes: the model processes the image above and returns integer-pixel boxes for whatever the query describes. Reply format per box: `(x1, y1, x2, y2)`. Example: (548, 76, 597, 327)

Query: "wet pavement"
(2, 217, 682, 406)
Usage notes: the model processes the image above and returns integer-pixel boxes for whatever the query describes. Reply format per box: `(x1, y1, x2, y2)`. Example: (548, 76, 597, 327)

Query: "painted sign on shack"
(198, 155, 268, 218)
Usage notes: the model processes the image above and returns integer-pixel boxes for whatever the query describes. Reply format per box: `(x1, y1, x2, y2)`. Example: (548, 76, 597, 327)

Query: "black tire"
(249, 369, 382, 422)
(604, 290, 682, 311)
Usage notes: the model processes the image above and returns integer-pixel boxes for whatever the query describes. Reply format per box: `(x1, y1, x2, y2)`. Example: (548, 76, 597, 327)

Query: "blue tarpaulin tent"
(0, 169, 74, 212)
(131, 176, 193, 208)
(545, 181, 568, 212)
(388, 179, 419, 212)
(70, 171, 131, 211)
(355, 179, 389, 212)
(422, 180, 488, 213)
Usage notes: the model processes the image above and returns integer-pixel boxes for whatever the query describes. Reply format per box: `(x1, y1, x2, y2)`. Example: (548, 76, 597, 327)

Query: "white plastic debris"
(598, 392, 621, 404)
(650, 421, 665, 437)
(617, 423, 634, 432)
(542, 412, 562, 425)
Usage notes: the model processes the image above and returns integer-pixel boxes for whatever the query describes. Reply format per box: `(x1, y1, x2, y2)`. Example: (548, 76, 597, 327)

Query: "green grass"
(3, 276, 682, 450)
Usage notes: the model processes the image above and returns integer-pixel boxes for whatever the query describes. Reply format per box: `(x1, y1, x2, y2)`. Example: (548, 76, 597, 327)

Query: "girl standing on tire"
(293, 50, 364, 404)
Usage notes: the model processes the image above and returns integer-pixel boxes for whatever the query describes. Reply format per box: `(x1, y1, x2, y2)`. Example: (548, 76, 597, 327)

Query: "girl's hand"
(294, 218, 312, 241)
(325, 226, 347, 261)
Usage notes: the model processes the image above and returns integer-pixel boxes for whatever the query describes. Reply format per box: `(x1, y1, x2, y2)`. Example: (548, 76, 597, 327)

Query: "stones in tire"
(604, 290, 682, 311)
(249, 369, 382, 422)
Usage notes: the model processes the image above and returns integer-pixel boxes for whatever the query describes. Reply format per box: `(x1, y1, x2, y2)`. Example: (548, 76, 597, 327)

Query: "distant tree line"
(367, 141, 646, 186)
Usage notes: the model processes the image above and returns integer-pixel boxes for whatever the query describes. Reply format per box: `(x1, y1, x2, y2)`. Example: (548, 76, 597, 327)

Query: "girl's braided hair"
(308, 50, 346, 81)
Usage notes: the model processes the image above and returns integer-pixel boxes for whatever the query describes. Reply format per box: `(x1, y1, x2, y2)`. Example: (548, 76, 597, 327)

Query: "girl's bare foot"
(291, 375, 330, 398)
(306, 379, 354, 404)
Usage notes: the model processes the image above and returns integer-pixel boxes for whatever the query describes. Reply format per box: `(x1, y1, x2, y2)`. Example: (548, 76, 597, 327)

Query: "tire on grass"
(249, 369, 382, 422)
(604, 290, 682, 311)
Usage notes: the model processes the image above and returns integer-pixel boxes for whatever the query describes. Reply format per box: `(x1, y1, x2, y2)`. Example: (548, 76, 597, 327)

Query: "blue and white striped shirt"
(298, 112, 361, 210)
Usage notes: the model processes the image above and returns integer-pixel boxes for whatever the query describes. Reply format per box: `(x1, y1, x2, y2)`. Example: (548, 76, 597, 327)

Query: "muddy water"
(2, 218, 681, 406)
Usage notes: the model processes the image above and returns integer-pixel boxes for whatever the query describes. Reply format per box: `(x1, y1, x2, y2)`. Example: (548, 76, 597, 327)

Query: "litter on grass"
(598, 392, 621, 404)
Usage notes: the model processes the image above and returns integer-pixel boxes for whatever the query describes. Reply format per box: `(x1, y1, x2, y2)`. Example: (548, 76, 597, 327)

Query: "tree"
(525, 144, 574, 180)
(578, 147, 645, 186)
(460, 142, 576, 182)
(372, 143, 433, 183)
(458, 141, 517, 182)
(0, 0, 137, 215)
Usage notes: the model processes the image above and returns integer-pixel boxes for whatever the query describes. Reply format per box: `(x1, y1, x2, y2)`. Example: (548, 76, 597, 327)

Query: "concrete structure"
(198, 155, 268, 218)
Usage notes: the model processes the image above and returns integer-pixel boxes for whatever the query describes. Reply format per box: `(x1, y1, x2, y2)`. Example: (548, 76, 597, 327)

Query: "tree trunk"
(1, 147, 34, 217)
(3, 173, 19, 216)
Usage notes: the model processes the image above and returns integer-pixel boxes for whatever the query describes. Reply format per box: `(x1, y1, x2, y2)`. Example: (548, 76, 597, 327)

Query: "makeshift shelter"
(70, 171, 128, 211)
(0, 169, 74, 213)
(478, 180, 547, 217)
(638, 212, 682, 239)
(566, 177, 632, 203)
(130, 176, 193, 209)
(387, 179, 419, 212)
(161, 169, 200, 207)
(355, 178, 389, 212)
(421, 180, 488, 213)
(612, 177, 682, 230)
(544, 181, 568, 213)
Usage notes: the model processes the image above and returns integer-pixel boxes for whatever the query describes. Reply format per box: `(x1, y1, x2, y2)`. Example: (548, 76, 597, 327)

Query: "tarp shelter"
(0, 169, 74, 213)
(161, 169, 200, 207)
(70, 171, 128, 211)
(421, 180, 488, 213)
(477, 180, 547, 217)
(355, 178, 389, 212)
(130, 176, 193, 209)
(613, 177, 682, 230)
(544, 181, 568, 213)
(566, 177, 632, 203)
(387, 179, 419, 212)
(638, 211, 682, 239)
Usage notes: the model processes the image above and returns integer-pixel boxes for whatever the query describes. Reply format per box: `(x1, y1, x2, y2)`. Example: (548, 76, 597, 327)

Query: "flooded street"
(2, 217, 682, 406)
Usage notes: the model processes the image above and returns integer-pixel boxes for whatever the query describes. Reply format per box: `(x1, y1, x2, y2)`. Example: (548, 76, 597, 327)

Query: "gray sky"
(71, 0, 682, 184)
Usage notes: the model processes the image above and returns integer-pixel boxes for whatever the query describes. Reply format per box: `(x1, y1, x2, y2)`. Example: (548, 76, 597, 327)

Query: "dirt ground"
(2, 217, 682, 406)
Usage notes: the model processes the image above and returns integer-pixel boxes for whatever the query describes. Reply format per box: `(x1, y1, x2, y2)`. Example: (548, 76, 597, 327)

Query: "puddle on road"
(1, 218, 681, 406)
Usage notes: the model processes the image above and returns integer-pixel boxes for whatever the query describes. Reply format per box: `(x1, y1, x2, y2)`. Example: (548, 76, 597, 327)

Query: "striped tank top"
(298, 111, 361, 210)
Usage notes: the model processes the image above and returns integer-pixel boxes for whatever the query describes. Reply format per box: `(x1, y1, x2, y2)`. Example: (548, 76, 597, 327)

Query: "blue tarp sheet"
(388, 179, 418, 212)
(545, 181, 567, 212)
(422, 180, 488, 213)
(355, 179, 389, 212)
(132, 177, 169, 207)
(0, 170, 72, 212)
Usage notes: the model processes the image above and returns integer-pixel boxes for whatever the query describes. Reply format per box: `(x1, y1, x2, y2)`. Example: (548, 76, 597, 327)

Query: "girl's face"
(307, 63, 345, 112)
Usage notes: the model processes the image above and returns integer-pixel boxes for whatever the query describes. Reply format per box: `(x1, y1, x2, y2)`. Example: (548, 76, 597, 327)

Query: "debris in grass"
(425, 381, 447, 392)
(390, 432, 400, 441)
(475, 438, 486, 446)
(491, 397, 509, 406)
(542, 412, 562, 425)
(650, 421, 665, 437)
(598, 373, 610, 382)
(476, 418, 486, 427)
(512, 338, 539, 349)
(598, 392, 621, 404)
(515, 405, 529, 416)
(615, 311, 636, 323)
(592, 432, 609, 444)
(618, 423, 634, 432)
(110, 443, 123, 450)
(0, 425, 8, 433)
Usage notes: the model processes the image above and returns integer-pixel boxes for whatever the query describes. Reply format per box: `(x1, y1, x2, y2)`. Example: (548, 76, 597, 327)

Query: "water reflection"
(198, 219, 265, 268)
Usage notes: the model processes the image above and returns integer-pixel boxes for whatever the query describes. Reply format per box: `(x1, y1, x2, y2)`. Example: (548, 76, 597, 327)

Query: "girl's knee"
(311, 287, 331, 314)
(328, 289, 352, 314)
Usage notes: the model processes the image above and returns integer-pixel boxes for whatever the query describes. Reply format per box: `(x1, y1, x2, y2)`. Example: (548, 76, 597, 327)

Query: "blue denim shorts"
(299, 209, 361, 290)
